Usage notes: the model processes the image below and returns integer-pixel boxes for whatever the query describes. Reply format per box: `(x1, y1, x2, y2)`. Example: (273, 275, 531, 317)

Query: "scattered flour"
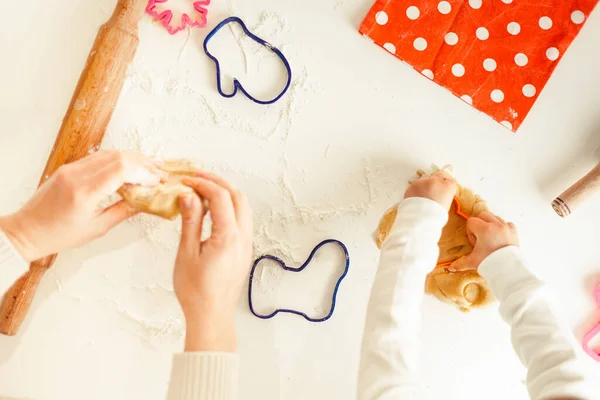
(93, 14, 371, 343)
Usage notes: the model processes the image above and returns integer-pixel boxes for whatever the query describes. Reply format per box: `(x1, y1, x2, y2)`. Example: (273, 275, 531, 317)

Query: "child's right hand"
(451, 212, 520, 271)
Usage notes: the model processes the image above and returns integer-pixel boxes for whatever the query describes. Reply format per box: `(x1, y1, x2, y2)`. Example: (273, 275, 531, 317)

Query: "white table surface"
(1, 0, 599, 399)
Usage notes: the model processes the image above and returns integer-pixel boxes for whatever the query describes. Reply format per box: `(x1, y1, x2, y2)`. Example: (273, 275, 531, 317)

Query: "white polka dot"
(438, 1, 452, 14)
(469, 0, 482, 9)
(491, 89, 504, 103)
(461, 95, 473, 105)
(483, 58, 497, 72)
(406, 6, 420, 20)
(571, 10, 585, 24)
(476, 27, 489, 40)
(522, 84, 536, 97)
(514, 53, 528, 66)
(501, 0, 513, 3)
(501, 121, 513, 130)
(413, 37, 427, 51)
(452, 63, 465, 77)
(376, 11, 389, 25)
(422, 69, 434, 79)
(507, 22, 520, 35)
(445, 32, 459, 45)
(383, 43, 396, 54)
(539, 16, 553, 30)
(506, 22, 521, 35)
(546, 47, 560, 61)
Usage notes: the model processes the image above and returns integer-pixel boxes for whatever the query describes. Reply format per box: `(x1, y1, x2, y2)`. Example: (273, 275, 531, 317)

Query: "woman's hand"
(404, 169, 457, 210)
(174, 171, 253, 353)
(0, 150, 161, 262)
(451, 212, 520, 271)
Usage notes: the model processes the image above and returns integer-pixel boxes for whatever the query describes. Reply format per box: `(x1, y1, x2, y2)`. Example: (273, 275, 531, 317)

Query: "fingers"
(84, 151, 163, 200)
(179, 193, 205, 251)
(466, 217, 487, 239)
(182, 177, 237, 236)
(476, 212, 497, 223)
(193, 171, 252, 231)
(495, 215, 507, 224)
(448, 256, 477, 272)
(97, 200, 139, 234)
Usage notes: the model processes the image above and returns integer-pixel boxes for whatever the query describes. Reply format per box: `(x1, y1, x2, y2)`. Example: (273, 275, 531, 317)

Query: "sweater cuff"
(167, 352, 239, 400)
(392, 197, 448, 231)
(0, 230, 29, 293)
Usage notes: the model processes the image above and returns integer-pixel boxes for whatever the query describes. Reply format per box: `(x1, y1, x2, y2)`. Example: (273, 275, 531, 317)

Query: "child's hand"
(0, 150, 161, 262)
(174, 172, 253, 353)
(404, 170, 457, 210)
(451, 212, 520, 271)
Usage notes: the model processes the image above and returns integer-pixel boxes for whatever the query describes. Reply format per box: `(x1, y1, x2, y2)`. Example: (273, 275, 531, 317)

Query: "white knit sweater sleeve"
(166, 352, 239, 400)
(0, 230, 29, 295)
(357, 197, 449, 400)
(479, 247, 598, 400)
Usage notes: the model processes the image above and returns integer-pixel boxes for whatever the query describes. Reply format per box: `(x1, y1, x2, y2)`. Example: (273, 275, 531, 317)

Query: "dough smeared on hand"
(118, 159, 201, 220)
(375, 167, 495, 312)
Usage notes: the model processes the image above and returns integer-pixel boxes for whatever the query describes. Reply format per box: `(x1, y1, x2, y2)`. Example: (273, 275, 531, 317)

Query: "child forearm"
(479, 247, 597, 400)
(357, 198, 448, 400)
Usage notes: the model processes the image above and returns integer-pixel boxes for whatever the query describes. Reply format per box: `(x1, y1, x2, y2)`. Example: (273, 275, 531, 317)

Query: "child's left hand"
(404, 169, 457, 210)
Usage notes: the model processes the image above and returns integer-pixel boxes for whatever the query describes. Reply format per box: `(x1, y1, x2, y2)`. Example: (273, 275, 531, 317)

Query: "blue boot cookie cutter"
(203, 16, 293, 105)
(248, 239, 350, 322)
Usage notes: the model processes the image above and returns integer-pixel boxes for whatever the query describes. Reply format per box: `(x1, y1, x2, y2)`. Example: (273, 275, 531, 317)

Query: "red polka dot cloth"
(359, 0, 599, 132)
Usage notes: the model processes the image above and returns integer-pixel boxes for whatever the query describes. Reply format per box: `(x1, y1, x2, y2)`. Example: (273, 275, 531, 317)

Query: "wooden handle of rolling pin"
(552, 163, 600, 218)
(0, 0, 148, 336)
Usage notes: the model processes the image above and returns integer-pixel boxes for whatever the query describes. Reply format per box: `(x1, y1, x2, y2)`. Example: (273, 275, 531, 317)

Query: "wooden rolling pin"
(552, 163, 600, 218)
(0, 0, 148, 336)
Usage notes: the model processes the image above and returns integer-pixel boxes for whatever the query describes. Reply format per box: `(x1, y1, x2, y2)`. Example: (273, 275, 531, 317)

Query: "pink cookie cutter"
(582, 282, 600, 361)
(146, 0, 210, 35)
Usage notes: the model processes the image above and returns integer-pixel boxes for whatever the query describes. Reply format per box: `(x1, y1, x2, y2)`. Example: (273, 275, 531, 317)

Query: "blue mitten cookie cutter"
(248, 239, 350, 322)
(203, 16, 292, 105)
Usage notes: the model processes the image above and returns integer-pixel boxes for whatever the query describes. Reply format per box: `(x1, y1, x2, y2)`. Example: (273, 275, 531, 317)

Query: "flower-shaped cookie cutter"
(248, 239, 350, 322)
(146, 0, 209, 35)
(582, 282, 600, 361)
(203, 16, 292, 105)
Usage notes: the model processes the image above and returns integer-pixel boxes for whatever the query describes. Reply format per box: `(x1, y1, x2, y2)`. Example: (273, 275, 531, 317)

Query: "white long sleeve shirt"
(358, 197, 598, 400)
(1, 198, 598, 400)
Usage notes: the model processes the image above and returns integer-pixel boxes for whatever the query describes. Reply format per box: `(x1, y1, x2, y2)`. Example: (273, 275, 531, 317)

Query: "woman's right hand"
(173, 171, 253, 353)
(451, 212, 520, 271)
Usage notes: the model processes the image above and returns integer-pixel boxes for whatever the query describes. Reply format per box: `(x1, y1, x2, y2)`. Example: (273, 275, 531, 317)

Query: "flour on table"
(129, 213, 181, 251)
(124, 63, 154, 94)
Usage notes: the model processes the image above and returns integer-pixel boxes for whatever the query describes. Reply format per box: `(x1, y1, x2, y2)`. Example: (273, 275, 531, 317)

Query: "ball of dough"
(118, 159, 202, 220)
(375, 169, 495, 312)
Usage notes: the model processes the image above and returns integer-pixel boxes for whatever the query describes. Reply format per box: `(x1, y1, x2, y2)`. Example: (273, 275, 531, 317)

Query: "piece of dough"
(375, 168, 495, 312)
(118, 159, 201, 220)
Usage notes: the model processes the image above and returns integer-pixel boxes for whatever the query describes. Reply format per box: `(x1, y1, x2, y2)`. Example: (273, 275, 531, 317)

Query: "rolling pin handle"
(552, 163, 600, 218)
